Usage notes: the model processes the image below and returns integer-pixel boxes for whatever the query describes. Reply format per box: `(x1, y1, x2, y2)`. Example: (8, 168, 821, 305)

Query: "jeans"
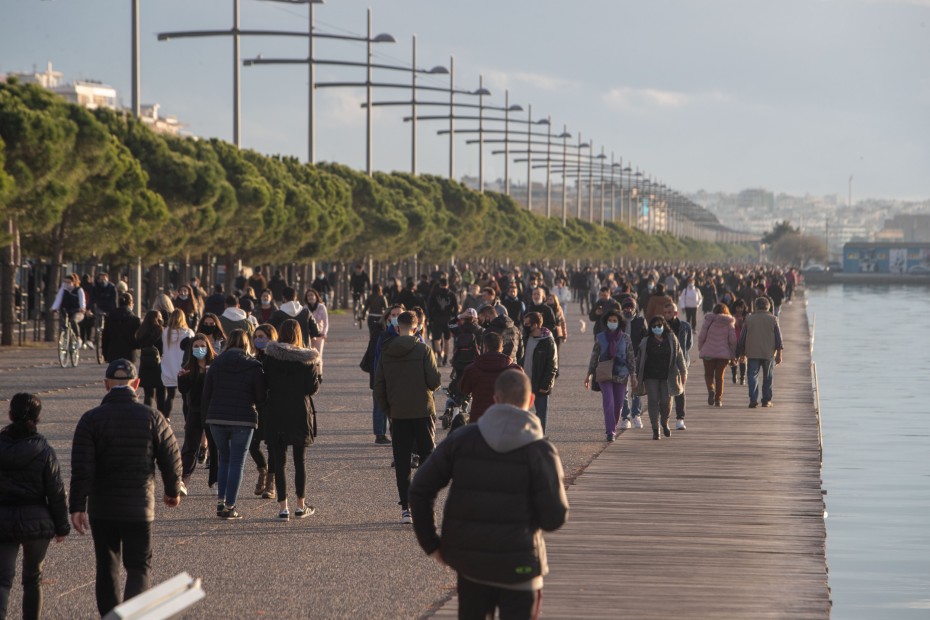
(598, 381, 627, 435)
(533, 392, 550, 433)
(391, 417, 435, 509)
(684, 306, 698, 328)
(457, 574, 542, 620)
(372, 391, 387, 437)
(271, 440, 306, 502)
(621, 392, 642, 420)
(644, 378, 671, 431)
(210, 424, 254, 507)
(773, 304, 781, 317)
(747, 358, 775, 404)
(703, 358, 730, 401)
(89, 519, 153, 617)
(674, 392, 686, 420)
(0, 538, 51, 620)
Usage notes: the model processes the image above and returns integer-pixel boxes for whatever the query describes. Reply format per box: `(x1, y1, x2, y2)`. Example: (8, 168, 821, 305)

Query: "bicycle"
(56, 313, 81, 368)
(94, 311, 106, 364)
(440, 387, 471, 431)
(352, 292, 366, 330)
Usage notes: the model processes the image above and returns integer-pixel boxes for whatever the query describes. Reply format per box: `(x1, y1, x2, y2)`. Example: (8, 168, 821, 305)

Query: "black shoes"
(707, 391, 714, 406)
(374, 435, 391, 445)
(652, 430, 660, 440)
(662, 424, 671, 438)
(748, 402, 758, 408)
(761, 401, 772, 408)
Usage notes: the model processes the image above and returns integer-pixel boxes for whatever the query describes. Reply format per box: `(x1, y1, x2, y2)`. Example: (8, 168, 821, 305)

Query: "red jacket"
(459, 353, 523, 422)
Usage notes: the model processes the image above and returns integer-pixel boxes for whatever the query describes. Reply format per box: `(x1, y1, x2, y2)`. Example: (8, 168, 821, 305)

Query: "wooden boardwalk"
(433, 299, 830, 619)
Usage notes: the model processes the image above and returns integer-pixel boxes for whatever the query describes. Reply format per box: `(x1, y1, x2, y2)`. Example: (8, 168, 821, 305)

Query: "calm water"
(807, 284, 930, 618)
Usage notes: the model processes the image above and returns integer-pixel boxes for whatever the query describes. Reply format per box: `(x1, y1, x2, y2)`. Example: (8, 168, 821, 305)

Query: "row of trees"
(0, 80, 753, 344)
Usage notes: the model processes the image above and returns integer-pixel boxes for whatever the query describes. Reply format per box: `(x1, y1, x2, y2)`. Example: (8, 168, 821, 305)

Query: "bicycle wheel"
(57, 329, 69, 368)
(95, 317, 104, 364)
(69, 328, 80, 367)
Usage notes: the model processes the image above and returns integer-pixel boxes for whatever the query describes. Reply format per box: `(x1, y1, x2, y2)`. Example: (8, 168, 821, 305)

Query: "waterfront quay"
(0, 300, 828, 618)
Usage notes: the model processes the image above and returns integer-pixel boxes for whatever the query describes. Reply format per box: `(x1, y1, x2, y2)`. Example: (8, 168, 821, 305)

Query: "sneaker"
(208, 484, 217, 496)
(410, 454, 420, 469)
(619, 418, 632, 430)
(675, 419, 686, 430)
(632, 416, 644, 429)
(86, 341, 95, 350)
(761, 401, 773, 408)
(715, 400, 722, 408)
(277, 509, 290, 521)
(662, 424, 671, 438)
(221, 506, 242, 520)
(294, 505, 315, 519)
(707, 391, 714, 406)
(606, 432, 615, 442)
(197, 446, 208, 464)
(374, 435, 392, 445)
(401, 509, 413, 525)
(178, 481, 189, 497)
(748, 402, 758, 409)
(216, 501, 226, 517)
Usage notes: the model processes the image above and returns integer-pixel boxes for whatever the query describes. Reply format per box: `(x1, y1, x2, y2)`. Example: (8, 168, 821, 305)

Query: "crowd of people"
(1, 261, 795, 619)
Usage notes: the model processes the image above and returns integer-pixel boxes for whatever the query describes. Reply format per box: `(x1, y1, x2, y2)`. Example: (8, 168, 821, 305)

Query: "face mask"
(622, 310, 634, 319)
(63, 282, 74, 291)
(607, 321, 620, 331)
(192, 347, 208, 359)
(651, 326, 664, 336)
(200, 324, 216, 335)
(261, 299, 271, 307)
(254, 338, 268, 350)
(178, 294, 189, 301)
(647, 285, 654, 291)
(389, 317, 399, 328)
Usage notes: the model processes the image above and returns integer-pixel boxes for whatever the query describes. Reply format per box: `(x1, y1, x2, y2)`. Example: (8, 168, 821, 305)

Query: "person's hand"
(584, 376, 591, 390)
(775, 351, 783, 366)
(178, 368, 190, 377)
(630, 376, 638, 391)
(429, 550, 446, 566)
(164, 495, 180, 508)
(54, 535, 66, 543)
(71, 512, 90, 535)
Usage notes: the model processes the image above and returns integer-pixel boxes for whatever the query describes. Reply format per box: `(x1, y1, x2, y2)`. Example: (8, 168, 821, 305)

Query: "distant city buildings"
(0, 61, 185, 136)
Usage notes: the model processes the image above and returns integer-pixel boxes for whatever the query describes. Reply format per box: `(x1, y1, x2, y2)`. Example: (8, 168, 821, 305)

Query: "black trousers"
(181, 414, 218, 484)
(271, 441, 306, 502)
(89, 518, 153, 617)
(0, 538, 51, 620)
(684, 306, 698, 328)
(249, 435, 271, 471)
(391, 417, 435, 509)
(457, 574, 542, 620)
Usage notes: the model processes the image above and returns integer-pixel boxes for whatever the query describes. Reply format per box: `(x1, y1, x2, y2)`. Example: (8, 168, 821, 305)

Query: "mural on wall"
(889, 248, 907, 274)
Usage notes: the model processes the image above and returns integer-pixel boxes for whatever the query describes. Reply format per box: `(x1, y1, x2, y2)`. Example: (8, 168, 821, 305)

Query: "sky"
(2, 0, 929, 202)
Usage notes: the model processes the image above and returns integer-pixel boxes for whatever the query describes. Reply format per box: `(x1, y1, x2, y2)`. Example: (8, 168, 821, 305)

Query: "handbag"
(595, 358, 614, 383)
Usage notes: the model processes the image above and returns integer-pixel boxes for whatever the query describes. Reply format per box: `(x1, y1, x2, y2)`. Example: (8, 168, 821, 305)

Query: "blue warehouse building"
(843, 242, 930, 274)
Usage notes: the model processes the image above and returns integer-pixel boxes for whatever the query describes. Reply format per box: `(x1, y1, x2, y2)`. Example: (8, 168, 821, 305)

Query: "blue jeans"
(533, 392, 550, 433)
(210, 424, 254, 507)
(372, 391, 387, 437)
(747, 358, 775, 404)
(621, 392, 642, 419)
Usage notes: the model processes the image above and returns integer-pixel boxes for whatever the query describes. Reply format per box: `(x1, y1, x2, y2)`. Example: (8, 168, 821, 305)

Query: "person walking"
(160, 309, 194, 420)
(203, 330, 266, 520)
(520, 312, 558, 434)
(677, 278, 703, 329)
(0, 394, 70, 620)
(459, 332, 523, 423)
(737, 297, 784, 408)
(663, 303, 693, 429)
(408, 369, 569, 620)
(698, 303, 738, 408)
(250, 324, 277, 499)
(584, 309, 637, 441)
(729, 299, 749, 385)
(102, 292, 141, 364)
(303, 288, 329, 372)
(262, 320, 321, 521)
(69, 359, 182, 617)
(374, 311, 441, 524)
(635, 316, 688, 440)
(134, 310, 165, 413)
(177, 335, 218, 495)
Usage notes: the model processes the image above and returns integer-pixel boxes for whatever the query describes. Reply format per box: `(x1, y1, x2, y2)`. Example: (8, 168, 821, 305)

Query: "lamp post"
(504, 92, 523, 195)
(131, 0, 140, 117)
(476, 76, 492, 192)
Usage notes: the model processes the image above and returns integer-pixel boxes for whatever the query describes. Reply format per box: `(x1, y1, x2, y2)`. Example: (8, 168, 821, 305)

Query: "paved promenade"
(0, 299, 828, 618)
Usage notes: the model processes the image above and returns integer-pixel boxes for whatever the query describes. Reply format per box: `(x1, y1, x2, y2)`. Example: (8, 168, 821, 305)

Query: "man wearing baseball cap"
(69, 359, 182, 616)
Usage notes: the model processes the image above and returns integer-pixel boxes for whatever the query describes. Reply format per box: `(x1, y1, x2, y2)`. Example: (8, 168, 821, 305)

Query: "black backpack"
(452, 329, 480, 368)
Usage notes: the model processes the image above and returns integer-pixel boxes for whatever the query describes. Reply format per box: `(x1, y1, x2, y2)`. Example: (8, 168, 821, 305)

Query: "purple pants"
(599, 381, 627, 434)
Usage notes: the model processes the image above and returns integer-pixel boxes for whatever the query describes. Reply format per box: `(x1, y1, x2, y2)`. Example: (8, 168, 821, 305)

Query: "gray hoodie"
(477, 403, 544, 453)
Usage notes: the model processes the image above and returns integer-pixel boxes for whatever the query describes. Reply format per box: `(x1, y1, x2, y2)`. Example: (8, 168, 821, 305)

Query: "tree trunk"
(45, 224, 66, 342)
(1, 219, 15, 346)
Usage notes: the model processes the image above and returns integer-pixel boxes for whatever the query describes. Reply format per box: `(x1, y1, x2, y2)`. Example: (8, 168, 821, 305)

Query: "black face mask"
(200, 324, 216, 336)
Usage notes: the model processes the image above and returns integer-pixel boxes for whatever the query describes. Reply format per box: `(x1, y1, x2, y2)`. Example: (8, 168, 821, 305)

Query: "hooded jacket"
(219, 306, 252, 337)
(203, 347, 266, 428)
(520, 328, 558, 395)
(102, 305, 141, 364)
(269, 301, 321, 344)
(459, 353, 524, 422)
(69, 388, 182, 522)
(262, 341, 321, 446)
(373, 335, 441, 420)
(0, 428, 70, 541)
(635, 332, 688, 398)
(408, 404, 569, 586)
(484, 314, 523, 363)
(698, 312, 737, 360)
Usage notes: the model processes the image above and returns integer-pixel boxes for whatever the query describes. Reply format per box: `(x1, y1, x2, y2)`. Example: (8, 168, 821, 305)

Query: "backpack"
(452, 329, 480, 368)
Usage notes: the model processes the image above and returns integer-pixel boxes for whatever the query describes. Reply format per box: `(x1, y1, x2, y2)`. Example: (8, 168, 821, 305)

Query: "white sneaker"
(676, 419, 686, 430)
(208, 484, 217, 496)
(178, 481, 188, 497)
(86, 341, 95, 350)
(401, 509, 413, 525)
(632, 416, 644, 429)
(619, 418, 632, 430)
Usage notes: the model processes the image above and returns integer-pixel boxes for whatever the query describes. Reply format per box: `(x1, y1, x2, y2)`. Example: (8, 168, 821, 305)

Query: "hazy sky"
(2, 0, 929, 201)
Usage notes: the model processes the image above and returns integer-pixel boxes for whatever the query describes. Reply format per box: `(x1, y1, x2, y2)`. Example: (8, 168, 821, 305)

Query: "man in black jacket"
(102, 293, 141, 364)
(478, 304, 523, 363)
(409, 369, 568, 618)
(69, 359, 182, 617)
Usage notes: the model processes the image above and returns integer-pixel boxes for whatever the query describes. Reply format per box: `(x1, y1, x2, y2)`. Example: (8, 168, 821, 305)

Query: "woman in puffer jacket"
(0, 394, 70, 619)
(697, 303, 738, 407)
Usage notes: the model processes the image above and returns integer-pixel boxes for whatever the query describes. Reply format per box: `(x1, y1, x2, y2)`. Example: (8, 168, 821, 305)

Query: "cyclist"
(350, 264, 371, 320)
(50, 273, 86, 345)
(90, 272, 117, 349)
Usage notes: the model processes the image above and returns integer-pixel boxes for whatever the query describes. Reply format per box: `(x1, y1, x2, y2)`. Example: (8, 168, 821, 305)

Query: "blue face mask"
(192, 347, 207, 359)
(254, 338, 268, 350)
(651, 326, 664, 336)
(389, 317, 398, 328)
(606, 321, 620, 331)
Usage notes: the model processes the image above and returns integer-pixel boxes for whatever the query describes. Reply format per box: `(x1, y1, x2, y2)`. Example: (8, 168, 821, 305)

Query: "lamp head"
(372, 33, 396, 43)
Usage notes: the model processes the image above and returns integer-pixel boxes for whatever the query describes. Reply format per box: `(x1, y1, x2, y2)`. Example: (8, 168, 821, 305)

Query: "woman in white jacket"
(304, 288, 328, 373)
(161, 308, 194, 419)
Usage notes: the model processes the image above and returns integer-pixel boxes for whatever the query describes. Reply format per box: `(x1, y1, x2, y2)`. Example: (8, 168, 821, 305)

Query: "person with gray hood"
(409, 369, 568, 619)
